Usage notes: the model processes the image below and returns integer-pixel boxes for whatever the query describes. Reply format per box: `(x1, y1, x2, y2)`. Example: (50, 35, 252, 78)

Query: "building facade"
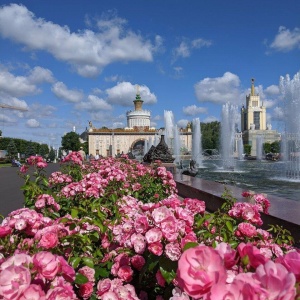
(241, 79, 280, 156)
(88, 92, 192, 158)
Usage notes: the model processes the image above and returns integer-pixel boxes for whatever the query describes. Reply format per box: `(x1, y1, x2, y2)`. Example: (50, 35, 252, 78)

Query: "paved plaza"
(0, 163, 60, 217)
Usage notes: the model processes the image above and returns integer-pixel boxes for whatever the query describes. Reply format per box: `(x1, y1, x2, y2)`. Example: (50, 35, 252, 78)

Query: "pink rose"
(131, 255, 145, 271)
(1, 253, 32, 271)
(46, 286, 77, 299)
(97, 278, 111, 296)
(33, 251, 60, 280)
(18, 284, 46, 300)
(57, 256, 76, 282)
(79, 282, 94, 299)
(276, 250, 300, 281)
(15, 219, 27, 230)
(148, 241, 164, 256)
(176, 245, 226, 298)
(78, 266, 95, 282)
(165, 242, 182, 261)
(160, 215, 179, 242)
(238, 242, 269, 269)
(145, 228, 163, 243)
(0, 225, 12, 237)
(0, 265, 31, 299)
(237, 222, 257, 237)
(215, 242, 237, 269)
(152, 206, 173, 223)
(254, 260, 296, 299)
(102, 291, 118, 300)
(117, 265, 133, 282)
(134, 215, 149, 234)
(38, 231, 58, 249)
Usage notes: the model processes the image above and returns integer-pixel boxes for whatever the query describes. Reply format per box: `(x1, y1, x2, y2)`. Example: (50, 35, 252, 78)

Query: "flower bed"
(0, 153, 299, 299)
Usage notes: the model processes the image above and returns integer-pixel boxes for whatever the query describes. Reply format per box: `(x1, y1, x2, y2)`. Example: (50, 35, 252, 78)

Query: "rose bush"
(0, 153, 299, 299)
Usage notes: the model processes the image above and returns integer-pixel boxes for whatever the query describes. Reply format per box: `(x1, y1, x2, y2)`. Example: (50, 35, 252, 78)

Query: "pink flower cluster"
(104, 196, 205, 285)
(48, 171, 73, 187)
(60, 172, 109, 199)
(62, 151, 84, 165)
(0, 252, 77, 299)
(176, 243, 299, 299)
(241, 191, 271, 214)
(96, 278, 139, 300)
(35, 194, 60, 212)
(26, 155, 48, 168)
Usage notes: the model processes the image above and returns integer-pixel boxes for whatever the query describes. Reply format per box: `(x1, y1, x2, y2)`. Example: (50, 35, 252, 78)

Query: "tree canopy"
(61, 132, 81, 152)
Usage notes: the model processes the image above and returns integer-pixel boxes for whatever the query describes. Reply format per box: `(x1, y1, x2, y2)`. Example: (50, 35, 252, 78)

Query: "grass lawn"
(0, 163, 13, 168)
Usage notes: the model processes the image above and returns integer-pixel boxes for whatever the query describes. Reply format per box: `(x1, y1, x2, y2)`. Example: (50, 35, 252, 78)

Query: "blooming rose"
(145, 228, 163, 244)
(79, 282, 94, 299)
(0, 225, 12, 237)
(0, 265, 31, 299)
(165, 242, 182, 261)
(46, 286, 77, 299)
(38, 231, 59, 249)
(176, 245, 226, 298)
(33, 251, 60, 280)
(131, 255, 146, 271)
(237, 222, 257, 238)
(117, 265, 133, 282)
(254, 260, 296, 299)
(276, 250, 300, 281)
(18, 284, 46, 300)
(97, 278, 111, 296)
(215, 242, 237, 269)
(78, 266, 95, 282)
(148, 241, 164, 256)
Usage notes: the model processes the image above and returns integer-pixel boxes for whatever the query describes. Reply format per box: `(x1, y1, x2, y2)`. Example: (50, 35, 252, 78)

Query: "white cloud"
(106, 82, 157, 106)
(75, 95, 112, 111)
(26, 118, 40, 128)
(173, 37, 212, 62)
(25, 103, 56, 118)
(270, 26, 300, 52)
(191, 38, 212, 48)
(183, 105, 207, 116)
(112, 122, 125, 128)
(51, 82, 84, 103)
(0, 4, 158, 77)
(105, 75, 121, 82)
(177, 119, 189, 128)
(264, 84, 280, 95)
(194, 72, 241, 104)
(28, 67, 55, 84)
(0, 69, 39, 97)
(273, 106, 284, 121)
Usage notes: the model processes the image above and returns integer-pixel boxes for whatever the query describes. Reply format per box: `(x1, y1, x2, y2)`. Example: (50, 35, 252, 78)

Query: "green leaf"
(82, 257, 94, 268)
(71, 209, 78, 218)
(74, 273, 88, 285)
(70, 257, 81, 269)
(225, 221, 233, 232)
(183, 242, 199, 251)
(159, 267, 176, 284)
(95, 267, 110, 279)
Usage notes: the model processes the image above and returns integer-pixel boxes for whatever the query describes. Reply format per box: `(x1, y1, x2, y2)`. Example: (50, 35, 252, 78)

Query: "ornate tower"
(126, 85, 151, 130)
(241, 78, 267, 131)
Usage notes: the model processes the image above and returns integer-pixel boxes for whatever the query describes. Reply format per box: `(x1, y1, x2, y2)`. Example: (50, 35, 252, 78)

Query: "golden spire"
(251, 78, 255, 96)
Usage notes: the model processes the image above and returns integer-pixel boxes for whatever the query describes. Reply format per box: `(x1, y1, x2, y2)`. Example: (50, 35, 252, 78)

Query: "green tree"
(7, 140, 18, 159)
(244, 144, 251, 155)
(61, 132, 81, 152)
(25, 143, 36, 158)
(39, 144, 49, 158)
(263, 142, 272, 153)
(201, 121, 220, 151)
(271, 141, 280, 153)
(0, 129, 2, 136)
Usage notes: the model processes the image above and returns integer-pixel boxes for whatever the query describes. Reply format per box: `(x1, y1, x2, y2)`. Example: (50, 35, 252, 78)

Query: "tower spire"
(251, 78, 255, 96)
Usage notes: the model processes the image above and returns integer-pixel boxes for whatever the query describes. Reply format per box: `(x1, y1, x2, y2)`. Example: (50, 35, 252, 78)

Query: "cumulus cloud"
(173, 37, 212, 62)
(25, 103, 56, 118)
(273, 106, 284, 121)
(51, 82, 84, 103)
(0, 4, 159, 77)
(183, 105, 207, 116)
(26, 118, 40, 127)
(28, 67, 55, 84)
(0, 93, 29, 111)
(106, 82, 157, 106)
(75, 95, 112, 111)
(177, 119, 189, 128)
(264, 84, 280, 95)
(270, 26, 300, 52)
(194, 72, 241, 104)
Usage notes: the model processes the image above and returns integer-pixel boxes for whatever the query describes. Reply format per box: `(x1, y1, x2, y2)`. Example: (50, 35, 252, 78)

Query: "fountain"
(164, 110, 175, 149)
(236, 133, 244, 160)
(256, 135, 263, 160)
(280, 71, 300, 179)
(221, 103, 239, 170)
(173, 125, 181, 164)
(192, 118, 203, 167)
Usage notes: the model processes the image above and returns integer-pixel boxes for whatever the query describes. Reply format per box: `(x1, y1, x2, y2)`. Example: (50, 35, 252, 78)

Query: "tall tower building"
(241, 78, 267, 131)
(241, 79, 280, 156)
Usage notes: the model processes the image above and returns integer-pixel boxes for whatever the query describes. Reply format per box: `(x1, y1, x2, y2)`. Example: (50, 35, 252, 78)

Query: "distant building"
(241, 79, 281, 156)
(88, 90, 192, 158)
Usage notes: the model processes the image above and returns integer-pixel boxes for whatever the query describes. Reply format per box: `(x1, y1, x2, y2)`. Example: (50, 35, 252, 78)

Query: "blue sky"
(0, 0, 299, 148)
